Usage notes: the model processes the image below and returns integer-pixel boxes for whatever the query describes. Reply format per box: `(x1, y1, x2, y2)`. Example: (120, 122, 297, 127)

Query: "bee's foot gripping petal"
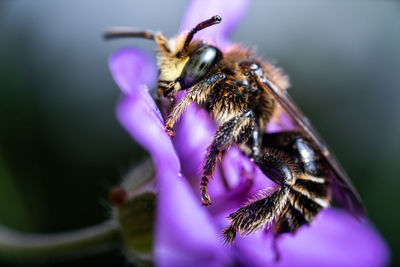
(165, 125, 175, 138)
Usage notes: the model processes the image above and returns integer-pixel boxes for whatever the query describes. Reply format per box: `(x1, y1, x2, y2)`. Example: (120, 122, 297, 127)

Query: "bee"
(105, 15, 365, 248)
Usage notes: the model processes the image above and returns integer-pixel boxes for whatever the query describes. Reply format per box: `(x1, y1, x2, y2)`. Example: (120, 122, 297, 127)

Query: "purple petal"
(117, 96, 178, 170)
(109, 48, 231, 267)
(111, 48, 178, 172)
(234, 208, 390, 267)
(203, 146, 279, 217)
(180, 0, 250, 49)
(155, 105, 230, 266)
(118, 94, 228, 267)
(221, 146, 258, 189)
(154, 170, 231, 267)
(173, 104, 216, 181)
(109, 48, 157, 95)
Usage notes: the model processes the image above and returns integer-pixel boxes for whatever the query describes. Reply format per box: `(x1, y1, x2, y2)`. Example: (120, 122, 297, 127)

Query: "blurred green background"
(0, 0, 399, 266)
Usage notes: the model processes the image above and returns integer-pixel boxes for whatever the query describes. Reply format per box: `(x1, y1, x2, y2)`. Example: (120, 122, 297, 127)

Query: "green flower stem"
(0, 219, 121, 264)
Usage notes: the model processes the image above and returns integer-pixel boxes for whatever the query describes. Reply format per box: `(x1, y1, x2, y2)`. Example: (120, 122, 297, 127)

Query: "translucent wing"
(255, 76, 366, 219)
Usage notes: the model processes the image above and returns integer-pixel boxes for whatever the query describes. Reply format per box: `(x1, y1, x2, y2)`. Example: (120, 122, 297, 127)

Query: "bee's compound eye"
(180, 46, 221, 89)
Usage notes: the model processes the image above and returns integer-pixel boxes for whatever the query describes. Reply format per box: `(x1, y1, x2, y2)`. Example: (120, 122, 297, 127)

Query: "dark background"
(0, 0, 399, 266)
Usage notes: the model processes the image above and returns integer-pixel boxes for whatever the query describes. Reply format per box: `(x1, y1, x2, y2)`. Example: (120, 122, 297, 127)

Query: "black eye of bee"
(180, 45, 222, 89)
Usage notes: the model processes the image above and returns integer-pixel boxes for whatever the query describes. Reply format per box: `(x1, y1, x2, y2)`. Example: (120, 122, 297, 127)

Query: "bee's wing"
(257, 77, 366, 219)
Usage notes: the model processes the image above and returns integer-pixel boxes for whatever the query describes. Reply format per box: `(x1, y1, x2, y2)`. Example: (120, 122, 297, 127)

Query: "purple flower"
(109, 0, 390, 266)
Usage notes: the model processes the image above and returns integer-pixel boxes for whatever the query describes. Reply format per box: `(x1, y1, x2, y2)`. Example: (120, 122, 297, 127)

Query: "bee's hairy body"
(105, 15, 363, 254)
(157, 35, 286, 128)
(153, 27, 330, 246)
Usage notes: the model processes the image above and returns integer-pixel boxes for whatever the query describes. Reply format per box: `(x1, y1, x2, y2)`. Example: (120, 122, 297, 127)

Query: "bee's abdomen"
(274, 203, 307, 234)
(261, 132, 331, 235)
(275, 174, 330, 234)
(293, 176, 329, 202)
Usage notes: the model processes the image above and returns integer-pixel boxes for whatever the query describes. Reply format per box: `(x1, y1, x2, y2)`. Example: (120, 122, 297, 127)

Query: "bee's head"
(157, 15, 223, 96)
(104, 16, 223, 96)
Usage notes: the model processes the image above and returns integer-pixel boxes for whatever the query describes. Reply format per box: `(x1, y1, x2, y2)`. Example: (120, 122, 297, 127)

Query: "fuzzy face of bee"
(105, 15, 364, 253)
(156, 34, 221, 93)
(154, 16, 224, 96)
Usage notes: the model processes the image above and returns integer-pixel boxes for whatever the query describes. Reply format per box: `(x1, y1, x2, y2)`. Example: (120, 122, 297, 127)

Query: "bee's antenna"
(182, 15, 221, 54)
(104, 28, 170, 52)
(103, 28, 156, 41)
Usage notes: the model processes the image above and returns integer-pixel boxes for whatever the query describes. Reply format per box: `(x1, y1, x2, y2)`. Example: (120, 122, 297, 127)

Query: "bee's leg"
(200, 110, 255, 206)
(223, 131, 331, 245)
(164, 73, 226, 137)
(222, 149, 297, 244)
(272, 232, 281, 262)
(265, 131, 329, 253)
(164, 92, 193, 137)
